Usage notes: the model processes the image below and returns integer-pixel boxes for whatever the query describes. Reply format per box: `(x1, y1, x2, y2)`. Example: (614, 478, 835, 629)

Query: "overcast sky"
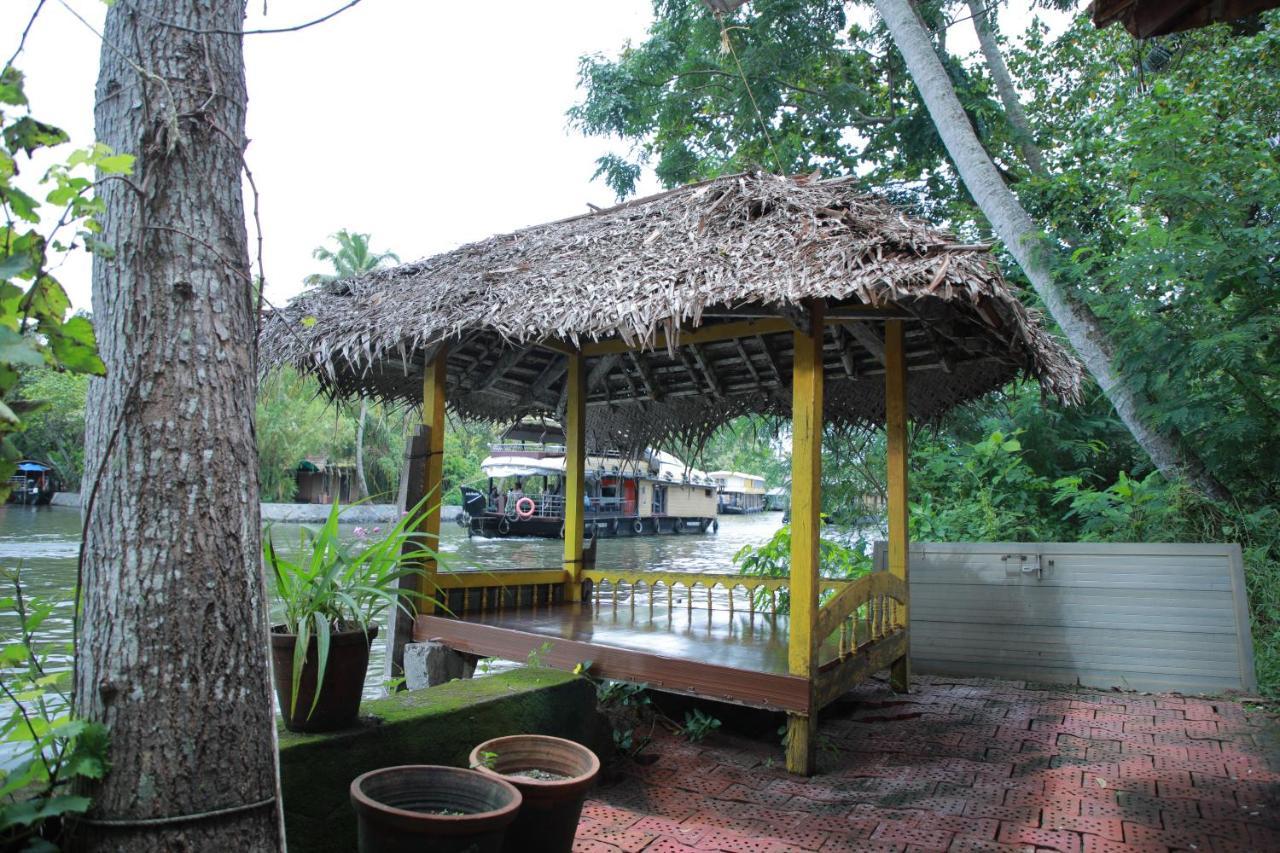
(7, 0, 1062, 313)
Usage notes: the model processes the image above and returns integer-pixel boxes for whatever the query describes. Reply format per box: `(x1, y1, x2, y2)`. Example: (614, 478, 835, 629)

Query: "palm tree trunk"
(874, 0, 1232, 503)
(965, 0, 1048, 178)
(355, 398, 369, 499)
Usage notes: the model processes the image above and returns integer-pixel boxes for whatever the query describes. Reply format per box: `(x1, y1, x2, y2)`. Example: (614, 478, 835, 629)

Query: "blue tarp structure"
(16, 461, 51, 472)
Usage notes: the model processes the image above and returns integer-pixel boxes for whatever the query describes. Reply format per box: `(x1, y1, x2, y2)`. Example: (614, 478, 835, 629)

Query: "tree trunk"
(76, 2, 284, 850)
(965, 0, 1048, 179)
(355, 398, 369, 499)
(874, 0, 1232, 503)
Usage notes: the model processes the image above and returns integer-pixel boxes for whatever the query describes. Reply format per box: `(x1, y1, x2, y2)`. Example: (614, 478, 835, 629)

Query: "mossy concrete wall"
(278, 668, 604, 853)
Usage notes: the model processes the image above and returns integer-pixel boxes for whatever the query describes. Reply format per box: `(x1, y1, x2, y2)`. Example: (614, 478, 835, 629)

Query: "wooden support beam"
(733, 337, 762, 384)
(474, 345, 531, 392)
(832, 325, 858, 379)
(582, 318, 793, 355)
(419, 345, 448, 614)
(844, 322, 887, 367)
(688, 345, 725, 400)
(755, 335, 784, 384)
(587, 354, 620, 394)
(628, 352, 663, 402)
(675, 349, 711, 398)
(786, 299, 824, 776)
(885, 319, 910, 694)
(386, 427, 428, 688)
(523, 355, 569, 405)
(563, 352, 586, 602)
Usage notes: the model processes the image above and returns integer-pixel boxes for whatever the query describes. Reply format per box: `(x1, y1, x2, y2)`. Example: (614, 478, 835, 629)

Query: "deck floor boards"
(414, 602, 854, 713)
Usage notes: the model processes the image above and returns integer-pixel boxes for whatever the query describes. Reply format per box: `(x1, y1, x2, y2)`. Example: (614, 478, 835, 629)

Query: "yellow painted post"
(786, 300, 824, 775)
(418, 345, 447, 614)
(563, 352, 586, 602)
(885, 320, 910, 693)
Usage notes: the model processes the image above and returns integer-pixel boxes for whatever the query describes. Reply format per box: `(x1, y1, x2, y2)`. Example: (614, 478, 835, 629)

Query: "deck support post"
(885, 320, 911, 693)
(786, 300, 824, 776)
(387, 428, 428, 688)
(563, 351, 586, 602)
(419, 345, 448, 615)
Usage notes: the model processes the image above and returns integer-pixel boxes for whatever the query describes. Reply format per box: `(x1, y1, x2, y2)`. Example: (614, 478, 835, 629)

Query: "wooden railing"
(814, 571, 909, 661)
(581, 569, 852, 617)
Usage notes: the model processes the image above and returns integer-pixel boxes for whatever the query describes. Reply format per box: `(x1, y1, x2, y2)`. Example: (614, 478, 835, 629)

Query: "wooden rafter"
(844, 322, 887, 367)
(628, 352, 663, 402)
(733, 338, 762, 385)
(474, 345, 531, 391)
(831, 325, 858, 379)
(755, 335, 784, 384)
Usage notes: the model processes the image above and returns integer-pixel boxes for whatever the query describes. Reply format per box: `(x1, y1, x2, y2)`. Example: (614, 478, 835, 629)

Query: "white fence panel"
(875, 542, 1255, 694)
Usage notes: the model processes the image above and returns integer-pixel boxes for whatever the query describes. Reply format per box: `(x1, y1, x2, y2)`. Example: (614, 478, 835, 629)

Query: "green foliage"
(695, 416, 788, 488)
(678, 708, 722, 743)
(0, 67, 119, 500)
(733, 523, 871, 613)
(10, 369, 90, 486)
(525, 641, 555, 668)
(263, 499, 436, 720)
(304, 230, 400, 286)
(0, 567, 108, 851)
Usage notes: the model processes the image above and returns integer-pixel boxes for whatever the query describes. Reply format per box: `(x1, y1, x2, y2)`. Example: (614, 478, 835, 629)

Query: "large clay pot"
(270, 624, 376, 732)
(350, 765, 522, 853)
(469, 735, 600, 853)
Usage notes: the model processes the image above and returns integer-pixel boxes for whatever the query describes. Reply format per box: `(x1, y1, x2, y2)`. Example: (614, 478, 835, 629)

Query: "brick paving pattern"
(576, 675, 1280, 852)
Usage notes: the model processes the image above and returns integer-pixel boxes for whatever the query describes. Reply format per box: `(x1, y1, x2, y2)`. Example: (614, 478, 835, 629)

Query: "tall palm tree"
(306, 230, 401, 498)
(304, 229, 400, 286)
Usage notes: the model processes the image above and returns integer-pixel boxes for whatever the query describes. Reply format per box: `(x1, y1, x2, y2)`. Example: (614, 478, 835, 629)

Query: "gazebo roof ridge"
(262, 171, 1082, 444)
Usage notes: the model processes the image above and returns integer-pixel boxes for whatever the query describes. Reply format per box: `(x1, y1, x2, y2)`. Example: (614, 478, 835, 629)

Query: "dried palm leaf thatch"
(262, 172, 1082, 449)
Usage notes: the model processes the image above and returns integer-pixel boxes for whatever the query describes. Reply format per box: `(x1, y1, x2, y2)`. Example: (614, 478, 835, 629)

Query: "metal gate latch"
(1002, 553, 1044, 579)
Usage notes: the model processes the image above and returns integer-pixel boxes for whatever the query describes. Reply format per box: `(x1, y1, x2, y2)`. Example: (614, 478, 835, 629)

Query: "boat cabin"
(7, 460, 58, 506)
(463, 423, 718, 538)
(264, 173, 1082, 773)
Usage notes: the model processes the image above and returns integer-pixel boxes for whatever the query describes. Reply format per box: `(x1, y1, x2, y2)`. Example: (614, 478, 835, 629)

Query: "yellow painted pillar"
(563, 352, 586, 602)
(786, 300, 824, 775)
(418, 345, 447, 614)
(885, 320, 910, 693)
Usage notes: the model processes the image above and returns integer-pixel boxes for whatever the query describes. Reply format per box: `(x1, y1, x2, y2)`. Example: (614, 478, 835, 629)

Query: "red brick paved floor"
(575, 675, 1280, 853)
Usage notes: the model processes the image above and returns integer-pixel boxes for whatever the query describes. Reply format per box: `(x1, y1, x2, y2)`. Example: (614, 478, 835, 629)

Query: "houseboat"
(7, 460, 58, 506)
(458, 421, 718, 538)
(709, 471, 767, 514)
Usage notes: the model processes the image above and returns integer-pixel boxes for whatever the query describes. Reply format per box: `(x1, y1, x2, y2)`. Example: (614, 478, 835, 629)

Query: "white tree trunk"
(77, 1, 284, 849)
(355, 398, 369, 499)
(965, 0, 1047, 178)
(874, 0, 1231, 502)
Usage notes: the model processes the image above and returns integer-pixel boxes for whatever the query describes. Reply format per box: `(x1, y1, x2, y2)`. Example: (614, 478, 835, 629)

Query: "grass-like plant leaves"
(264, 496, 440, 721)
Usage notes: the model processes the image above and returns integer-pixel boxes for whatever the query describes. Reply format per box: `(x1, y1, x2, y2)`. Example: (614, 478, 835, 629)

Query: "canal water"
(0, 504, 785, 704)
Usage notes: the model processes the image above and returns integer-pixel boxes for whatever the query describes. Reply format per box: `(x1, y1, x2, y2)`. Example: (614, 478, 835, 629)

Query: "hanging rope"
(714, 10, 785, 175)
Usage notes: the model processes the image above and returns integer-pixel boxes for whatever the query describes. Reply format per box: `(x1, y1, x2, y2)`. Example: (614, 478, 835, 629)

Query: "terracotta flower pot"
(270, 624, 377, 732)
(350, 765, 522, 853)
(469, 735, 600, 853)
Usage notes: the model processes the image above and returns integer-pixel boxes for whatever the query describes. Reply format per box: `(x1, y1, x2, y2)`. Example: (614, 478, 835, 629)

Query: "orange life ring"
(514, 496, 536, 520)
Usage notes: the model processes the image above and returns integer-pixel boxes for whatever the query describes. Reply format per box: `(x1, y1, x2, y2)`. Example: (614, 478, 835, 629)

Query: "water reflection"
(0, 505, 785, 702)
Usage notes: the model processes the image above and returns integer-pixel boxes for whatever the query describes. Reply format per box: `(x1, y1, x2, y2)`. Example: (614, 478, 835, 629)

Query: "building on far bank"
(710, 470, 766, 514)
(294, 457, 354, 504)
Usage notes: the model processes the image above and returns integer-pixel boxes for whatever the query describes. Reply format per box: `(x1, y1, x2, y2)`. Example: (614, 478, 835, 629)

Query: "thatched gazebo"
(263, 172, 1081, 774)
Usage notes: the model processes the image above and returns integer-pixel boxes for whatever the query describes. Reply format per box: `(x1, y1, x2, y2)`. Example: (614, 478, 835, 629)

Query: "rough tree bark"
(874, 0, 1232, 503)
(964, 0, 1048, 178)
(76, 1, 284, 850)
(355, 398, 369, 499)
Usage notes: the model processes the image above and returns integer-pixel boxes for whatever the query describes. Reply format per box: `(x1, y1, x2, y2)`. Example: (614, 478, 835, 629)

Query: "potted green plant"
(468, 735, 600, 853)
(349, 765, 521, 853)
(265, 499, 433, 732)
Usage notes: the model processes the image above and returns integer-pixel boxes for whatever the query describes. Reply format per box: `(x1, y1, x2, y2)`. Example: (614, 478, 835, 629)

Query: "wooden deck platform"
(414, 600, 907, 715)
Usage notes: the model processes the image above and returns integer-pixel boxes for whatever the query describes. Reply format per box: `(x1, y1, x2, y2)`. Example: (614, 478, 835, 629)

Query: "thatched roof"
(262, 172, 1081, 449)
